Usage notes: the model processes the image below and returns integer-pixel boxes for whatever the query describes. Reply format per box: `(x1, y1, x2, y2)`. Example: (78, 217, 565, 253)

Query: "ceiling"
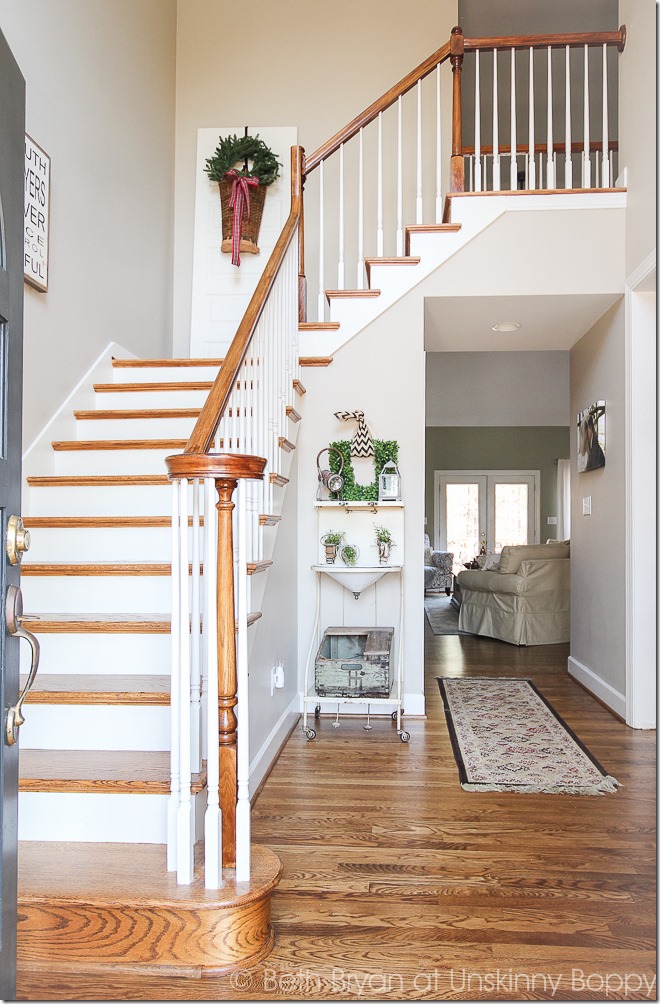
(424, 292, 622, 353)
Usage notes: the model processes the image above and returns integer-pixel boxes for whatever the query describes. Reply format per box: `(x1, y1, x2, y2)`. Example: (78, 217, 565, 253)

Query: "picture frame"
(24, 134, 50, 292)
(576, 401, 606, 472)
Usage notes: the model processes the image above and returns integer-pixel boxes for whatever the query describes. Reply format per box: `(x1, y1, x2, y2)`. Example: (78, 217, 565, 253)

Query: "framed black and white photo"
(24, 134, 50, 292)
(577, 401, 606, 473)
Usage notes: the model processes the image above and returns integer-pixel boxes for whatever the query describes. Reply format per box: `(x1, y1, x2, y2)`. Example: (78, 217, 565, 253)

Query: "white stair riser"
(112, 366, 221, 384)
(22, 704, 170, 751)
(26, 484, 173, 516)
(75, 417, 199, 440)
(327, 296, 383, 330)
(366, 265, 421, 298)
(94, 389, 210, 410)
(53, 449, 176, 476)
(30, 633, 171, 675)
(21, 574, 173, 613)
(19, 790, 206, 842)
(19, 792, 170, 842)
(27, 526, 176, 562)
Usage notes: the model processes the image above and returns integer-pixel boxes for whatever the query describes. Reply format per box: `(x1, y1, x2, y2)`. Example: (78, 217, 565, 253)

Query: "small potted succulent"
(374, 525, 395, 565)
(340, 543, 360, 567)
(320, 530, 345, 564)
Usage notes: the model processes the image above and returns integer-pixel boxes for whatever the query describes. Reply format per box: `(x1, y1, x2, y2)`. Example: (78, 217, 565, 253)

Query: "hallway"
(18, 621, 656, 1000)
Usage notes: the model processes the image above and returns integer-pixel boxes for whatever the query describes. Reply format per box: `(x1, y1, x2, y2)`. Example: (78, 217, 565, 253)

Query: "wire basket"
(218, 180, 267, 255)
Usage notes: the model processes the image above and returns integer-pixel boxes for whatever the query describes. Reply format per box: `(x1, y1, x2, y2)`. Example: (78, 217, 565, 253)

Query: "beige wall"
(0, 0, 177, 445)
(618, 0, 656, 277)
(569, 298, 626, 706)
(173, 0, 458, 355)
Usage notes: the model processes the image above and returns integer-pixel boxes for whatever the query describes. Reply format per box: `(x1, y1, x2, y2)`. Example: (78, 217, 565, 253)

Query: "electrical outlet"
(582, 496, 592, 516)
(547, 516, 558, 525)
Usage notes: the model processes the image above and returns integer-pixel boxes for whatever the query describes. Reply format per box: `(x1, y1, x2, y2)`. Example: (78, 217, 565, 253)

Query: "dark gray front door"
(0, 28, 25, 1002)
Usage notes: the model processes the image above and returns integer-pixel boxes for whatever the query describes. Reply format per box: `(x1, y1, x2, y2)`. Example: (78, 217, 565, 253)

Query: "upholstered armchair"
(424, 534, 454, 595)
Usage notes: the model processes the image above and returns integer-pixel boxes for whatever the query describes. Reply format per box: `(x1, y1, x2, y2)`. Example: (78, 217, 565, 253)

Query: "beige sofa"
(456, 542, 570, 646)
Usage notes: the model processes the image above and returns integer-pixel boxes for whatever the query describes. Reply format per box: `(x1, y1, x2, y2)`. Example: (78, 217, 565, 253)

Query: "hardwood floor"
(17, 618, 656, 1000)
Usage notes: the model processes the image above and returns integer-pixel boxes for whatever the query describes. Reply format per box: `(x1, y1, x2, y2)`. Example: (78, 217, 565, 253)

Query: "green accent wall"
(425, 426, 571, 540)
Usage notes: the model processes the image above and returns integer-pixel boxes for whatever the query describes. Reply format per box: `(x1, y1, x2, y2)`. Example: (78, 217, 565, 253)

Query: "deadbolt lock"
(6, 515, 30, 565)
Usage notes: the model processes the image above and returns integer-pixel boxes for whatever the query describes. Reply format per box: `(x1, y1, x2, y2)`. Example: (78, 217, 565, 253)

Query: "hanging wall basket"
(219, 179, 267, 255)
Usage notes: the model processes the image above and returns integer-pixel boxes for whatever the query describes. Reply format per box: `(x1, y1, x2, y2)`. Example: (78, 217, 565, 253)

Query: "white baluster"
(492, 49, 501, 191)
(546, 46, 555, 189)
(601, 44, 610, 187)
(595, 149, 600, 188)
(528, 47, 536, 189)
(435, 62, 443, 221)
(510, 48, 517, 190)
(565, 45, 573, 189)
(468, 155, 473, 192)
(338, 145, 345, 289)
(474, 50, 482, 192)
(416, 80, 423, 223)
(203, 476, 222, 888)
(190, 478, 201, 773)
(609, 148, 614, 187)
(396, 96, 403, 254)
(177, 478, 194, 885)
(583, 45, 591, 188)
(377, 112, 384, 256)
(357, 128, 364, 288)
(317, 160, 325, 321)
(167, 480, 181, 873)
(235, 479, 251, 882)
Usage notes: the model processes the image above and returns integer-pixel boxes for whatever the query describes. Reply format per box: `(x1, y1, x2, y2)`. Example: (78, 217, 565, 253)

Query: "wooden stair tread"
(51, 439, 187, 451)
(405, 223, 462, 254)
(325, 288, 380, 302)
(278, 436, 296, 453)
(23, 516, 196, 528)
(269, 473, 289, 487)
(74, 408, 201, 420)
(297, 357, 333, 367)
(19, 750, 205, 795)
(94, 382, 213, 393)
(27, 475, 170, 487)
(246, 560, 273, 576)
(293, 378, 306, 396)
(259, 514, 281, 526)
(23, 674, 170, 704)
(298, 321, 340, 330)
(23, 562, 178, 576)
(365, 257, 421, 282)
(286, 406, 302, 423)
(21, 613, 172, 634)
(112, 357, 224, 368)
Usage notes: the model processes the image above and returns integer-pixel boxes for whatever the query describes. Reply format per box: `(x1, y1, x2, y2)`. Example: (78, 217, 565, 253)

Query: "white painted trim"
(626, 249, 655, 292)
(433, 469, 541, 554)
(22, 341, 136, 462)
(249, 693, 300, 795)
(568, 656, 626, 720)
(624, 282, 657, 729)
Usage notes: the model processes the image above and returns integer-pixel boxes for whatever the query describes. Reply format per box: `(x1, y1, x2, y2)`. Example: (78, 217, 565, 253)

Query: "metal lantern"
(378, 461, 401, 501)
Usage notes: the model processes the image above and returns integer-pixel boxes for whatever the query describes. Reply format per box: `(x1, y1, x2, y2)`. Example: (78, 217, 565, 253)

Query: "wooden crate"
(314, 626, 394, 698)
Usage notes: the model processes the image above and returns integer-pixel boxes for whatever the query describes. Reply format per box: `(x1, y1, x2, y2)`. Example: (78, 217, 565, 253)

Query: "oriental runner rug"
(437, 677, 620, 794)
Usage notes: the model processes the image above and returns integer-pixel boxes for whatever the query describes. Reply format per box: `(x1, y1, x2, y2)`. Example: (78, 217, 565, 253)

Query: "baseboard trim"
(249, 695, 300, 798)
(567, 656, 626, 720)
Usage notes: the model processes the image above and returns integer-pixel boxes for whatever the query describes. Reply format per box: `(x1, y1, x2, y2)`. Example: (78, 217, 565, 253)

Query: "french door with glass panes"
(434, 471, 539, 576)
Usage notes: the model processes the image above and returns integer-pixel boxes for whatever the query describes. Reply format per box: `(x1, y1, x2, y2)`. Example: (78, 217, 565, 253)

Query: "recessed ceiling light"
(491, 321, 522, 332)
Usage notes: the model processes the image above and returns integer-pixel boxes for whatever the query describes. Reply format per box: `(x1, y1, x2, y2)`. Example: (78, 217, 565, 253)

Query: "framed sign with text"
(24, 134, 50, 292)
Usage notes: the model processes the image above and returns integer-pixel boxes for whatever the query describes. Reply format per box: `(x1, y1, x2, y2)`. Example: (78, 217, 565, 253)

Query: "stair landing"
(18, 841, 282, 977)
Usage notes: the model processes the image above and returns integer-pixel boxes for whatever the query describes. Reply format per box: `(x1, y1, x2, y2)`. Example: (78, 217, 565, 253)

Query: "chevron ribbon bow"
(225, 169, 260, 267)
(334, 410, 374, 457)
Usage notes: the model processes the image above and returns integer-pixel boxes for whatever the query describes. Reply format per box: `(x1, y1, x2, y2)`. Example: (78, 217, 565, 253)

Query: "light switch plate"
(547, 516, 558, 525)
(582, 496, 592, 515)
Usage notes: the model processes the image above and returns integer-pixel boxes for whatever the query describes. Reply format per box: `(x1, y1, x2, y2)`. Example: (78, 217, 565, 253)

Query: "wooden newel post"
(450, 25, 465, 193)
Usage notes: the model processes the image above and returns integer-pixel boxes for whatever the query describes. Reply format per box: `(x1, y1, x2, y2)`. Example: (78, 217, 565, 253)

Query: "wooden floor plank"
(16, 625, 656, 1000)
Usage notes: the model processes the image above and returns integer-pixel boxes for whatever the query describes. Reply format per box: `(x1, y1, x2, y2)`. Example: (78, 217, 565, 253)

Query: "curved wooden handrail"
(305, 41, 451, 175)
(184, 145, 304, 456)
(463, 26, 626, 53)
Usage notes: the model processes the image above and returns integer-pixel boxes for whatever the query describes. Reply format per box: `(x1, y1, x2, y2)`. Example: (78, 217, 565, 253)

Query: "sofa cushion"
(457, 569, 525, 594)
(498, 542, 570, 574)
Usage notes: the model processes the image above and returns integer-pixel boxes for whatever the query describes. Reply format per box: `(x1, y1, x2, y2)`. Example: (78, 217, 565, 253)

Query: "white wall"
(297, 297, 427, 718)
(426, 351, 570, 426)
(173, 0, 458, 355)
(0, 0, 177, 446)
(569, 299, 626, 716)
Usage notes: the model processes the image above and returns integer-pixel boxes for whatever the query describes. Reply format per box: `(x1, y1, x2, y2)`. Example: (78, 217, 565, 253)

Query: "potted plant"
(374, 525, 395, 565)
(204, 133, 281, 264)
(340, 544, 360, 567)
(320, 530, 345, 564)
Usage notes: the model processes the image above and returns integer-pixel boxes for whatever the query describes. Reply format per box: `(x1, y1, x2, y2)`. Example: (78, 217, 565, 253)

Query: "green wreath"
(329, 440, 399, 502)
(204, 133, 281, 187)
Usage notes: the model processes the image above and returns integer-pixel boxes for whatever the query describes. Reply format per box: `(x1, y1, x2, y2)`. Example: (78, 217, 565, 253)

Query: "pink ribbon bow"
(225, 169, 260, 266)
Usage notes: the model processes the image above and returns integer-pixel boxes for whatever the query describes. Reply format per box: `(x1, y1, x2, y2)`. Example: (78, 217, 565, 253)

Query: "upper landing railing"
(164, 24, 626, 889)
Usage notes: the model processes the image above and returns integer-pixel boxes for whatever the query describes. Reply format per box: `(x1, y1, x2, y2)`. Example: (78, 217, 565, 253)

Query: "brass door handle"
(6, 515, 31, 565)
(5, 585, 40, 746)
